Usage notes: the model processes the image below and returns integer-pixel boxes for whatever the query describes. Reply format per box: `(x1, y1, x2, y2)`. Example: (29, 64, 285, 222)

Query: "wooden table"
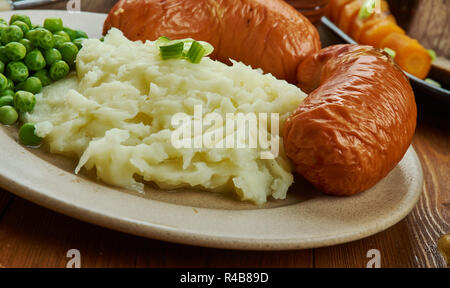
(0, 0, 448, 268)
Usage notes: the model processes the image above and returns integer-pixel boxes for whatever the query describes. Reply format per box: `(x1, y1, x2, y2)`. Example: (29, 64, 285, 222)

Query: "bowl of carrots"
(320, 0, 450, 102)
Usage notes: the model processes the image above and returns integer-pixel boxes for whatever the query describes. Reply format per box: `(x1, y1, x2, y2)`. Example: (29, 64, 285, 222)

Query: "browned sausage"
(104, 2, 417, 196)
(103, 0, 321, 83)
(284, 44, 417, 195)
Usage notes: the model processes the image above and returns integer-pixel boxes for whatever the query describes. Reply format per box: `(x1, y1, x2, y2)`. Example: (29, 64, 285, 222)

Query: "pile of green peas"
(0, 14, 88, 146)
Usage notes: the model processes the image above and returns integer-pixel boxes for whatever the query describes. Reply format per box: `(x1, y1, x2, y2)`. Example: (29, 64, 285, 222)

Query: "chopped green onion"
(424, 78, 442, 88)
(159, 41, 184, 60)
(155, 36, 171, 46)
(185, 40, 206, 64)
(157, 37, 215, 63)
(199, 41, 214, 57)
(427, 49, 436, 62)
(383, 47, 396, 59)
(359, 0, 376, 19)
(182, 39, 214, 57)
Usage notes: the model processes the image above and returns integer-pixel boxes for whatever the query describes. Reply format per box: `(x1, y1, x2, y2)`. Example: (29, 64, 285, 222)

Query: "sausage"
(103, 0, 321, 83)
(284, 44, 417, 195)
(104, 2, 417, 196)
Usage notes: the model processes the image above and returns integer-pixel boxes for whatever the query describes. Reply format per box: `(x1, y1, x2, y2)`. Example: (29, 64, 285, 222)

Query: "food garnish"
(157, 37, 214, 63)
(383, 47, 396, 59)
(427, 49, 436, 62)
(358, 0, 377, 19)
(424, 78, 442, 88)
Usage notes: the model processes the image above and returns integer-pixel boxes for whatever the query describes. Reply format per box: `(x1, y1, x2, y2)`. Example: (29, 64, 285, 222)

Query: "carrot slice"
(376, 0, 390, 13)
(349, 0, 392, 41)
(351, 13, 395, 42)
(359, 20, 405, 47)
(380, 33, 432, 79)
(325, 0, 333, 19)
(329, 0, 355, 23)
(338, 0, 365, 34)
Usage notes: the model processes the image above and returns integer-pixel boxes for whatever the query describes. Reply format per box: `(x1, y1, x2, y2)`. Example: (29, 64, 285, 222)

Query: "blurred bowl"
(286, 0, 329, 24)
(319, 16, 450, 103)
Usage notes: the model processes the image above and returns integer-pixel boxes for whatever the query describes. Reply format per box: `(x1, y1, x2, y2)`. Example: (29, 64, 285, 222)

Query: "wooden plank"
(0, 189, 13, 217)
(405, 98, 450, 268)
(0, 197, 148, 268)
(315, 219, 419, 268)
(0, 197, 313, 268)
(407, 0, 450, 59)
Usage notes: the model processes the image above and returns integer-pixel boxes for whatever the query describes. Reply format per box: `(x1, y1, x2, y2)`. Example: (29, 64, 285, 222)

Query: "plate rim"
(0, 137, 424, 250)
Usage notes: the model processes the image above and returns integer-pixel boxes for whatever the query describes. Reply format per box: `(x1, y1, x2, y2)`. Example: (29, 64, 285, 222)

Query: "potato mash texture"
(25, 29, 307, 204)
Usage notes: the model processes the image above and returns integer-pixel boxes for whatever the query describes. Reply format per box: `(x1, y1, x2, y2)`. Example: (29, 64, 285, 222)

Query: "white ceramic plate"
(0, 10, 424, 250)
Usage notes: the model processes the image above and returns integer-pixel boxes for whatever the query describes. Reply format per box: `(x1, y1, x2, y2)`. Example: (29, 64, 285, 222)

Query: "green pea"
(0, 60, 4, 74)
(0, 19, 7, 26)
(44, 18, 63, 33)
(0, 89, 15, 97)
(26, 28, 54, 50)
(0, 95, 13, 107)
(43, 48, 61, 67)
(54, 30, 71, 42)
(14, 81, 25, 92)
(14, 90, 35, 112)
(5, 42, 27, 61)
(62, 26, 77, 41)
(74, 30, 88, 39)
(19, 38, 33, 53)
(24, 49, 46, 71)
(53, 34, 69, 49)
(9, 14, 32, 29)
(23, 77, 42, 94)
(0, 46, 9, 63)
(0, 73, 7, 90)
(0, 105, 18, 125)
(33, 70, 52, 87)
(0, 23, 8, 41)
(2, 25, 23, 44)
(11, 21, 29, 35)
(49, 60, 69, 81)
(73, 38, 84, 50)
(58, 42, 78, 66)
(6, 61, 29, 83)
(5, 78, 14, 90)
(19, 123, 42, 146)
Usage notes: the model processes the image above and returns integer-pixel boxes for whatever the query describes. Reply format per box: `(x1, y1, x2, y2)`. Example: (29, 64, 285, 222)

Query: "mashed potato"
(25, 29, 307, 204)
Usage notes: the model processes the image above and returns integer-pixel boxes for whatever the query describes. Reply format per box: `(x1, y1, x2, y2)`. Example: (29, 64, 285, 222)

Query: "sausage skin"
(104, 2, 417, 196)
(103, 0, 321, 83)
(284, 45, 417, 195)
